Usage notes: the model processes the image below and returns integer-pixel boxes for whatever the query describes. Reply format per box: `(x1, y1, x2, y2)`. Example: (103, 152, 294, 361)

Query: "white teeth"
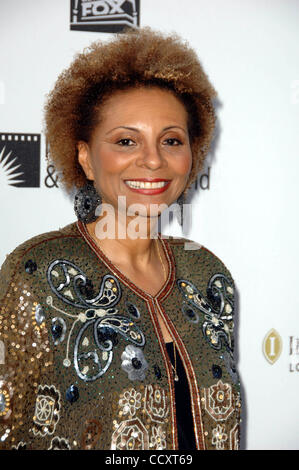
(125, 180, 169, 189)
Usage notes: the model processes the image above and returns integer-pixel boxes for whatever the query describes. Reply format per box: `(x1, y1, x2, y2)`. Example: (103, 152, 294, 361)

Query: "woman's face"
(78, 86, 192, 218)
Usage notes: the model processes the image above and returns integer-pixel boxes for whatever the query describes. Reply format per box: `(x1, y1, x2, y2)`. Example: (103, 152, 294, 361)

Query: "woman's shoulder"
(0, 221, 79, 281)
(162, 233, 203, 250)
(162, 233, 234, 282)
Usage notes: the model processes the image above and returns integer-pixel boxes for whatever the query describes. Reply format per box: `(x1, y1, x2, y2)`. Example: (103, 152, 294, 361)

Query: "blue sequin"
(212, 364, 222, 379)
(51, 324, 63, 341)
(25, 259, 37, 274)
(66, 385, 79, 404)
(154, 364, 162, 379)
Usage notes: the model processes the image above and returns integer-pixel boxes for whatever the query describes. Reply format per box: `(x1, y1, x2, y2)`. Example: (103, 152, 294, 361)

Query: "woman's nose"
(135, 143, 166, 170)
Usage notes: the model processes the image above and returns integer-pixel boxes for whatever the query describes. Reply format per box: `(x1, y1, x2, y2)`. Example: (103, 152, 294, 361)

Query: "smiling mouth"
(125, 180, 170, 189)
(123, 178, 172, 194)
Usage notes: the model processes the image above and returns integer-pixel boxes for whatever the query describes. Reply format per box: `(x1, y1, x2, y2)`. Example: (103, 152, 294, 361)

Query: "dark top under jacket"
(165, 341, 197, 450)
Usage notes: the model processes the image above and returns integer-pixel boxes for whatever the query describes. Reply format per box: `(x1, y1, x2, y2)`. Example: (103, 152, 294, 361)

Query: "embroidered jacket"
(0, 220, 242, 450)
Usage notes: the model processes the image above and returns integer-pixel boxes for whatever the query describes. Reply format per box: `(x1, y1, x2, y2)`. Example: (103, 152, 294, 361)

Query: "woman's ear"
(77, 141, 95, 181)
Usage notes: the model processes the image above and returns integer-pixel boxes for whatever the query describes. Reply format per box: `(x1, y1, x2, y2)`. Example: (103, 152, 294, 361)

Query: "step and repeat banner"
(0, 0, 298, 450)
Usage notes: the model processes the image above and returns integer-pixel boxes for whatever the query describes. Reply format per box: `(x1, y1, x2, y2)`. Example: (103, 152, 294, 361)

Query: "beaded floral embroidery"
(211, 424, 228, 450)
(177, 274, 234, 354)
(203, 380, 234, 422)
(46, 259, 146, 382)
(201, 380, 241, 450)
(121, 345, 149, 381)
(111, 384, 169, 450)
(32, 384, 61, 436)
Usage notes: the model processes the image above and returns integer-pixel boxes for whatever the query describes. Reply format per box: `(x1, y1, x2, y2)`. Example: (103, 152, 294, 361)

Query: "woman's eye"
(163, 138, 182, 146)
(116, 138, 135, 146)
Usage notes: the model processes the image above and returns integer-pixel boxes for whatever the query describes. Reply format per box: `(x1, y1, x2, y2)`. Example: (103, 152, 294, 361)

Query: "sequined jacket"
(0, 220, 242, 450)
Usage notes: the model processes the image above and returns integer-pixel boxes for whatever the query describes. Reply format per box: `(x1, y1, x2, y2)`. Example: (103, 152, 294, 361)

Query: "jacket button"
(212, 364, 222, 379)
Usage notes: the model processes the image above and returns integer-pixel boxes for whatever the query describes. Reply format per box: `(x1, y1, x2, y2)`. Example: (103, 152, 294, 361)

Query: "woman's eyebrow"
(106, 126, 139, 135)
(106, 125, 187, 135)
(163, 125, 187, 134)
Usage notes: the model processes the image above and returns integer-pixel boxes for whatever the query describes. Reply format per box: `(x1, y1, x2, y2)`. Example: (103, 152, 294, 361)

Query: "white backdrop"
(0, 0, 298, 450)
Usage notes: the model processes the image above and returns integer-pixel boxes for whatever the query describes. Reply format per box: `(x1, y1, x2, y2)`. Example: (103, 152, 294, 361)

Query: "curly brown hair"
(44, 26, 217, 193)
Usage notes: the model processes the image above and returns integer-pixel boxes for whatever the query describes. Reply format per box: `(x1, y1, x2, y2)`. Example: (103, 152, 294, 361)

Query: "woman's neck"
(85, 213, 160, 271)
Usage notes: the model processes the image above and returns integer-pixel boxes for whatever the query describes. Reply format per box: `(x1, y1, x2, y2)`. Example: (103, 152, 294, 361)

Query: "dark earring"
(74, 180, 102, 224)
(176, 192, 185, 227)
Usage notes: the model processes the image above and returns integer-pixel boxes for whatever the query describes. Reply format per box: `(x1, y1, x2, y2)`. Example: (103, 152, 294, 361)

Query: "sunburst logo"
(0, 133, 40, 187)
(0, 145, 25, 186)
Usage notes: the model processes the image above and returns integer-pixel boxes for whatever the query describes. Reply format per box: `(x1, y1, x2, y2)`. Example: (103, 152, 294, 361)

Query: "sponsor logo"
(262, 329, 282, 365)
(0, 133, 40, 187)
(70, 0, 140, 33)
(263, 330, 299, 372)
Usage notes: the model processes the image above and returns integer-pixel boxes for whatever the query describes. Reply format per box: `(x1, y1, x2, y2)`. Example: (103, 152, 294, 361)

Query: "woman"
(0, 27, 241, 450)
